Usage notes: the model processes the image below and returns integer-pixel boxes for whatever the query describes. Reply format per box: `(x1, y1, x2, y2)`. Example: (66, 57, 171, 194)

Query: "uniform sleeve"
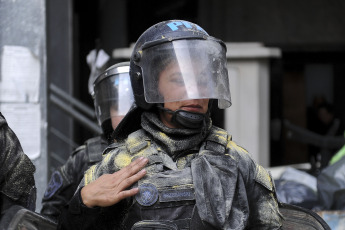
(232, 143, 282, 229)
(40, 146, 88, 222)
(57, 147, 127, 230)
(246, 164, 282, 229)
(57, 186, 127, 230)
(0, 113, 36, 215)
(57, 187, 101, 230)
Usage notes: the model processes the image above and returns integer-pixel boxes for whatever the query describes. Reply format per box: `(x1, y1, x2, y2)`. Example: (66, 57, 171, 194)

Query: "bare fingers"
(114, 157, 148, 181)
(81, 157, 148, 208)
(112, 157, 148, 192)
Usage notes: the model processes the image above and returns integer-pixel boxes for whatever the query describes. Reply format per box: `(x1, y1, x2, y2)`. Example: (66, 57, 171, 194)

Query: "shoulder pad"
(126, 129, 151, 154)
(86, 136, 108, 163)
(203, 126, 229, 154)
(254, 164, 274, 192)
(207, 126, 228, 145)
(71, 145, 86, 156)
(227, 139, 249, 156)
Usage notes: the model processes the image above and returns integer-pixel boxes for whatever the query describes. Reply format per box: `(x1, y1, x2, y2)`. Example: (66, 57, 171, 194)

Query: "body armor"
(81, 126, 282, 230)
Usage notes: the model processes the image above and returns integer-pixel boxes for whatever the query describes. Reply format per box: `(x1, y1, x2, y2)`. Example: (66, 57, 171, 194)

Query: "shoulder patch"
(43, 171, 63, 199)
(254, 165, 273, 192)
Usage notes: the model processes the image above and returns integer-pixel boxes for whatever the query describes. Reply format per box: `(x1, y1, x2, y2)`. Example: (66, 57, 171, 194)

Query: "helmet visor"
(139, 39, 231, 109)
(93, 72, 134, 126)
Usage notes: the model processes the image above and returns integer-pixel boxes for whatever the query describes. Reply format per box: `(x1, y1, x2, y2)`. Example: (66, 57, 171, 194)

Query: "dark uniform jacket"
(0, 112, 36, 217)
(58, 113, 282, 230)
(41, 136, 108, 222)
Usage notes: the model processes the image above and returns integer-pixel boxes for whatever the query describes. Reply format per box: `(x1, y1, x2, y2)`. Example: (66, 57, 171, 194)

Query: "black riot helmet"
(130, 20, 232, 112)
(114, 20, 232, 139)
(92, 62, 134, 141)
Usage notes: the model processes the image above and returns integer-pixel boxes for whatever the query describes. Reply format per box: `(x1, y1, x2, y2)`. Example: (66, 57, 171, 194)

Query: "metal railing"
(49, 83, 102, 135)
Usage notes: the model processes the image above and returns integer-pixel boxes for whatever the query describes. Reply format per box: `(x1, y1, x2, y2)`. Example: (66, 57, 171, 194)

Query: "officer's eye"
(169, 72, 184, 85)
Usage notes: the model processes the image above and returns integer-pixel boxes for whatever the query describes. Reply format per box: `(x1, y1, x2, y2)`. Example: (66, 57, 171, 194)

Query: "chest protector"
(120, 127, 248, 230)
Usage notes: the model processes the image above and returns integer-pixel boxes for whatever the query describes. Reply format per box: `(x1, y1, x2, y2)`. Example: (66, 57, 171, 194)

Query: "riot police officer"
(58, 20, 282, 229)
(0, 112, 36, 217)
(41, 62, 134, 222)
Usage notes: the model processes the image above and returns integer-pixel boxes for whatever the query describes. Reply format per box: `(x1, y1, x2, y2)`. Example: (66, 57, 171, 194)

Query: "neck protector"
(141, 111, 212, 158)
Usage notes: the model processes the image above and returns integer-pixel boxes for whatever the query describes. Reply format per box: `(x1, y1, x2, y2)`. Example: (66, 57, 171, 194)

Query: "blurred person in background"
(41, 62, 134, 222)
(310, 102, 344, 168)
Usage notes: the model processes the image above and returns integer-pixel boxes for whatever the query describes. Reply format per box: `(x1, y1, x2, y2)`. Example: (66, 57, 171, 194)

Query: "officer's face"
(158, 61, 209, 128)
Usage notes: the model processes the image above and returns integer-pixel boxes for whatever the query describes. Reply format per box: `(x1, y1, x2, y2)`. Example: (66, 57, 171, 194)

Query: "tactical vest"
(119, 127, 235, 230)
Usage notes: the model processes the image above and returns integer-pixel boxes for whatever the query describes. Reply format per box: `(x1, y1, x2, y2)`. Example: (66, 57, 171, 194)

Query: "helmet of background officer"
(92, 62, 134, 141)
(129, 20, 231, 128)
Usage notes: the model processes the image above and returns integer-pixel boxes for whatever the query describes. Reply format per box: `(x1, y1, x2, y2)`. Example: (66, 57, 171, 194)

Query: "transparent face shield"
(138, 39, 231, 109)
(93, 72, 134, 128)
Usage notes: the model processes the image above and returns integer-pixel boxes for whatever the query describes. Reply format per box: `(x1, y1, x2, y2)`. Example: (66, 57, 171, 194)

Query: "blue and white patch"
(43, 171, 63, 199)
(135, 183, 159, 206)
(166, 20, 208, 34)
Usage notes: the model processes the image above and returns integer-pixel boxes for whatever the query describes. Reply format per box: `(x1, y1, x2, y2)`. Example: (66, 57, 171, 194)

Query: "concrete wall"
(224, 43, 281, 167)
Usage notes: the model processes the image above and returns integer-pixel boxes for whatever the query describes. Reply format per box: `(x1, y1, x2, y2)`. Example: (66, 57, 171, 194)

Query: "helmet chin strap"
(157, 104, 207, 129)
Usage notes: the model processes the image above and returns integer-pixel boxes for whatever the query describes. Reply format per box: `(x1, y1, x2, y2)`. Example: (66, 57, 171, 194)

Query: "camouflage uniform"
(58, 111, 282, 230)
(0, 112, 36, 217)
(41, 136, 108, 222)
